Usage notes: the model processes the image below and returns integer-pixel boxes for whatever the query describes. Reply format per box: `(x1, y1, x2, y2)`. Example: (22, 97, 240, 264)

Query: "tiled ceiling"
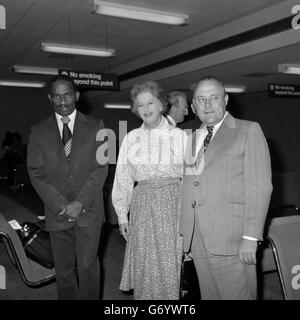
(0, 0, 299, 97)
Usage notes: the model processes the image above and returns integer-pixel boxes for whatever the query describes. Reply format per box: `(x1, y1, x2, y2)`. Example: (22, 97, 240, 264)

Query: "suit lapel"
(43, 116, 69, 166)
(202, 112, 236, 168)
(185, 113, 237, 174)
(69, 111, 88, 164)
(47, 116, 66, 155)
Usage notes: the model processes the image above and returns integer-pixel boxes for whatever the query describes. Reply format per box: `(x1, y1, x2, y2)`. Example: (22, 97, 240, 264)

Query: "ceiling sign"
(269, 84, 300, 98)
(59, 69, 119, 91)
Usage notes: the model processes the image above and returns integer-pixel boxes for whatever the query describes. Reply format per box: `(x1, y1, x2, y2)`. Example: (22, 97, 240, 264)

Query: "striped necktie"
(194, 125, 214, 168)
(61, 116, 72, 158)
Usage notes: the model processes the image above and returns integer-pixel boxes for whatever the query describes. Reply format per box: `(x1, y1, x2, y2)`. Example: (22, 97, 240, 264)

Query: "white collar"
(141, 115, 168, 131)
(166, 115, 176, 126)
(203, 111, 227, 134)
(55, 108, 77, 123)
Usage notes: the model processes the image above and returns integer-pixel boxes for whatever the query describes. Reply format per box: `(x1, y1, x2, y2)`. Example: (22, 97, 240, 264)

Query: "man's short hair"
(193, 76, 226, 97)
(47, 74, 77, 93)
(166, 91, 187, 115)
(168, 91, 187, 105)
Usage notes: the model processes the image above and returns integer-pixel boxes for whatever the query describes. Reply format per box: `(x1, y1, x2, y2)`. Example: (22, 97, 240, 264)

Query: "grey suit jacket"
(27, 111, 108, 231)
(180, 112, 273, 255)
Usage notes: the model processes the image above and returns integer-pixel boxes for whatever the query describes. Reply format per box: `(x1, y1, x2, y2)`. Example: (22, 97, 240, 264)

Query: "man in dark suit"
(177, 100, 202, 134)
(166, 91, 201, 134)
(166, 91, 189, 126)
(181, 76, 272, 299)
(27, 75, 108, 299)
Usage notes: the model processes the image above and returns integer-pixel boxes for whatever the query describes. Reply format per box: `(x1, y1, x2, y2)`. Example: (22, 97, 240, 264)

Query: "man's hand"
(65, 201, 83, 222)
(119, 222, 129, 242)
(239, 239, 258, 265)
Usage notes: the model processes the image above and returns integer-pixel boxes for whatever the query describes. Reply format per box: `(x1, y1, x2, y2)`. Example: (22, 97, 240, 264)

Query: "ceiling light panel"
(93, 1, 189, 26)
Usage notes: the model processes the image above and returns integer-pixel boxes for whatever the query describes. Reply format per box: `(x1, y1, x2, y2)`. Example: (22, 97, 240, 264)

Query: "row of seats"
(0, 213, 55, 287)
(261, 214, 300, 300)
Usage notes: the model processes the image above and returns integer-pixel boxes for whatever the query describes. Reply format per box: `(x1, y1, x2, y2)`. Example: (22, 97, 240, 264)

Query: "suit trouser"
(50, 224, 102, 300)
(190, 215, 256, 300)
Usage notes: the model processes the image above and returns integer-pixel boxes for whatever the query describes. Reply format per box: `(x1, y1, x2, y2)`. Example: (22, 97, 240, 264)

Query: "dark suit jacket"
(180, 112, 273, 254)
(27, 111, 108, 231)
(177, 117, 202, 134)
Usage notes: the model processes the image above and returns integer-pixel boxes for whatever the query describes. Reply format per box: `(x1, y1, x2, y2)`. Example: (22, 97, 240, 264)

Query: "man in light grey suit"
(180, 76, 272, 299)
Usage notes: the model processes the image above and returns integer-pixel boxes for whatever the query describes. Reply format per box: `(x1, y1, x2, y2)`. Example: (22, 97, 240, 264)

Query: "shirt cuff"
(117, 214, 128, 225)
(243, 235, 258, 241)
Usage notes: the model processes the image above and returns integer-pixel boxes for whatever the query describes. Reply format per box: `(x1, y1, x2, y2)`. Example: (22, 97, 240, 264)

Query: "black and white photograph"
(0, 0, 300, 305)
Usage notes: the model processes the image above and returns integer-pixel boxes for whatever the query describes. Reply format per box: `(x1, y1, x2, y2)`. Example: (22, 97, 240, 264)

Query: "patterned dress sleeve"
(175, 128, 188, 176)
(182, 129, 188, 159)
(112, 134, 134, 225)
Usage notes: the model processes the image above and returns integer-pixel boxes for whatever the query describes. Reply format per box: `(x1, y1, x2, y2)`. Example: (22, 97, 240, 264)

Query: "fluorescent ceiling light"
(0, 80, 45, 88)
(41, 42, 115, 57)
(225, 86, 246, 93)
(93, 0, 189, 26)
(13, 65, 58, 75)
(278, 63, 300, 75)
(104, 104, 131, 109)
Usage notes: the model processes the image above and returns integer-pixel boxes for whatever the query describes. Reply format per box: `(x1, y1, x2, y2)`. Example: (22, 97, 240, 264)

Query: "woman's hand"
(119, 222, 130, 241)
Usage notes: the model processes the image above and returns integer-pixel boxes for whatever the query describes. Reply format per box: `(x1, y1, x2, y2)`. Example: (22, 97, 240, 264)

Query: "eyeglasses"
(195, 94, 221, 105)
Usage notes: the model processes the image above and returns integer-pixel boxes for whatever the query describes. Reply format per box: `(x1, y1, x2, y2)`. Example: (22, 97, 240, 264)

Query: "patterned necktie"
(195, 125, 214, 168)
(61, 116, 72, 158)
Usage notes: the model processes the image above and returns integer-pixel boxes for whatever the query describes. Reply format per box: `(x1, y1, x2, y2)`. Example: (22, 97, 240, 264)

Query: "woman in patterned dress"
(112, 81, 187, 300)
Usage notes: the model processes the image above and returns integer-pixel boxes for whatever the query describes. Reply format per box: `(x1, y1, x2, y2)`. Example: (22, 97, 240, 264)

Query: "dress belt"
(137, 177, 182, 189)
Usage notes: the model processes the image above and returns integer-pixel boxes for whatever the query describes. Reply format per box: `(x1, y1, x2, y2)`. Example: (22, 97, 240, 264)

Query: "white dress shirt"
(55, 109, 77, 137)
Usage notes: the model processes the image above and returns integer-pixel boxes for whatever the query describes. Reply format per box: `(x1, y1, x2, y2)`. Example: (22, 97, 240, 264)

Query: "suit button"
(194, 181, 199, 186)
